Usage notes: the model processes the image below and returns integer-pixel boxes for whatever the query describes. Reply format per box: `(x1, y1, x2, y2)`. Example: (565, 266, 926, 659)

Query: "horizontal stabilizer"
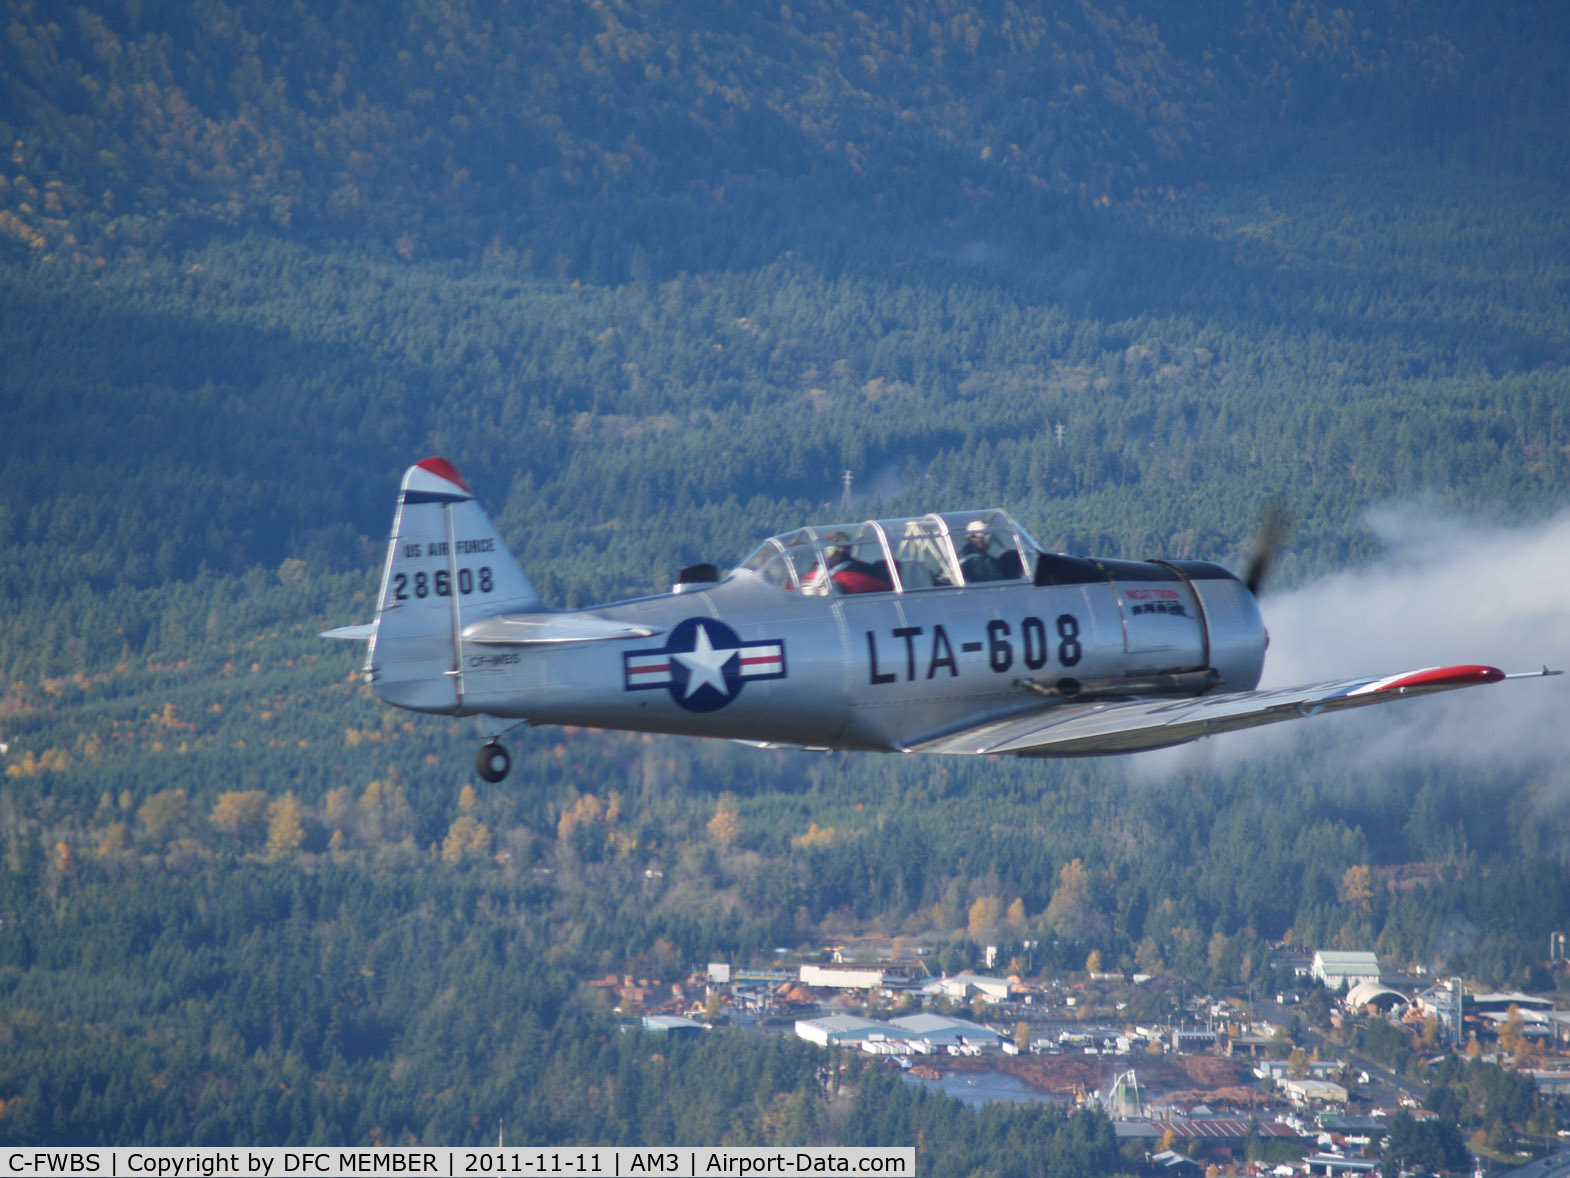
(321, 623, 376, 641)
(462, 612, 663, 646)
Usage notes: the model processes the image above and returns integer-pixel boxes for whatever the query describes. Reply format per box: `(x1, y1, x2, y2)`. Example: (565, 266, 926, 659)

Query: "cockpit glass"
(778, 529, 828, 596)
(941, 511, 1028, 586)
(880, 516, 959, 590)
(737, 511, 1035, 593)
(814, 522, 894, 595)
(738, 538, 797, 590)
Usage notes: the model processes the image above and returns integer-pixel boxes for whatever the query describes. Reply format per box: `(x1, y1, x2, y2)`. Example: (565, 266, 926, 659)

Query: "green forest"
(1, 0, 1569, 1162)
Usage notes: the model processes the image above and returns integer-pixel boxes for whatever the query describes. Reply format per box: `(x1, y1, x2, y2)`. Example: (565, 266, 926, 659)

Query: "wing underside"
(906, 664, 1540, 757)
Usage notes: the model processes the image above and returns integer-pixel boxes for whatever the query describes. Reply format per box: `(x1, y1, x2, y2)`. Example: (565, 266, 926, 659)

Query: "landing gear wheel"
(476, 742, 511, 783)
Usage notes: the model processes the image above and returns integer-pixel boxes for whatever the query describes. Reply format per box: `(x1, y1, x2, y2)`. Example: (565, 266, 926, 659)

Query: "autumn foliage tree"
(967, 895, 1003, 943)
(266, 793, 304, 858)
(707, 794, 740, 852)
(442, 815, 492, 862)
(1046, 858, 1108, 943)
(1339, 865, 1374, 916)
(210, 790, 269, 843)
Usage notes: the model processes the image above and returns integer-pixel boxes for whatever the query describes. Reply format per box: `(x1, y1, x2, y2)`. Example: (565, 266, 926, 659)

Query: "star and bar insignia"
(623, 618, 787, 713)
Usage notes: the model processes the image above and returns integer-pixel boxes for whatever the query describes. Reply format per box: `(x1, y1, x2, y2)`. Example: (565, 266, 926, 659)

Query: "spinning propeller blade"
(1243, 499, 1293, 597)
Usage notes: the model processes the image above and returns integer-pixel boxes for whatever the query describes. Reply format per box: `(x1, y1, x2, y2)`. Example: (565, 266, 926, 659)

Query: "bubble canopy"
(735, 510, 1040, 595)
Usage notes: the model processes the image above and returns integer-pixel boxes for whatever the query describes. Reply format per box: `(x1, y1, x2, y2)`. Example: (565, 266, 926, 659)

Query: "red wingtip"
(1380, 665, 1505, 692)
(416, 456, 470, 493)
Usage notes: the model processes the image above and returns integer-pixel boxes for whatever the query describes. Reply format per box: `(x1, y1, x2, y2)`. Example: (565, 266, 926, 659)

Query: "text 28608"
(392, 567, 494, 601)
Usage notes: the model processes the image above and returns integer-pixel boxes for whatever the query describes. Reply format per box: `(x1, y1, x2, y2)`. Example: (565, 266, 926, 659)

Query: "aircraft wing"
(905, 664, 1554, 757)
(460, 612, 662, 645)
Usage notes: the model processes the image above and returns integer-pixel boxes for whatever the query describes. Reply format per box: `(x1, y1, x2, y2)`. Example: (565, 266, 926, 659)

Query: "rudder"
(367, 457, 543, 713)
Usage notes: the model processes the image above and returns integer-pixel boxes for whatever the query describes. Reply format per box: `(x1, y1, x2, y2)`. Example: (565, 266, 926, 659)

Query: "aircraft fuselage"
(370, 562, 1265, 753)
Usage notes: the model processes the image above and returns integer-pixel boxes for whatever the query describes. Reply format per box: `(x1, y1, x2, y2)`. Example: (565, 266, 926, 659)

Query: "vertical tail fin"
(364, 458, 543, 713)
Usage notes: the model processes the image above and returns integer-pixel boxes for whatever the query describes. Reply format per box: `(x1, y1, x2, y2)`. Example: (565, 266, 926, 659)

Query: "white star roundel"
(623, 618, 787, 712)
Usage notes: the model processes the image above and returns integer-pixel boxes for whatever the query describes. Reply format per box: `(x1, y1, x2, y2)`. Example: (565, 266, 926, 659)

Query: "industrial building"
(888, 1013, 1001, 1049)
(798, 964, 907, 991)
(920, 972, 1014, 1003)
(794, 1014, 907, 1047)
(1310, 951, 1380, 990)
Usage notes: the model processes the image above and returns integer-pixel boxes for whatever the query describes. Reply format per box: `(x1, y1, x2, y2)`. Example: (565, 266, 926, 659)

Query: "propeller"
(1242, 499, 1293, 597)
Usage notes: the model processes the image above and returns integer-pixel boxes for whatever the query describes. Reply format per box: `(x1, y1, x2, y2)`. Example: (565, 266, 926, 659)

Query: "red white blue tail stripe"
(401, 457, 474, 505)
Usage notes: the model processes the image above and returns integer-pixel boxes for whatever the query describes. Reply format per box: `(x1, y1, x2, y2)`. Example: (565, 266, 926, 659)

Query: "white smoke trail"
(1133, 503, 1570, 782)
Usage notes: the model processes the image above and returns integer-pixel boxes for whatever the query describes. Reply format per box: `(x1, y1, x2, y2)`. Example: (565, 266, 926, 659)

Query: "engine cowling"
(1033, 554, 1267, 694)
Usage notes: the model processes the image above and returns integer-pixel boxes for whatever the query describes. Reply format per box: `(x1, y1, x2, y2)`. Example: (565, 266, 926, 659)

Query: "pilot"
(795, 553, 828, 594)
(960, 521, 1006, 584)
(797, 534, 844, 594)
(826, 540, 892, 594)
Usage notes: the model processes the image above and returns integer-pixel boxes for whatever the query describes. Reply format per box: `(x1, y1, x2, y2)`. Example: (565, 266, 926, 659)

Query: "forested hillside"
(1, 0, 1568, 1153)
(8, 0, 1561, 271)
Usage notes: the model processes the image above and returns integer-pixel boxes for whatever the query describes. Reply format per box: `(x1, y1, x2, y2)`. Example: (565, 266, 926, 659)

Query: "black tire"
(475, 742, 511, 783)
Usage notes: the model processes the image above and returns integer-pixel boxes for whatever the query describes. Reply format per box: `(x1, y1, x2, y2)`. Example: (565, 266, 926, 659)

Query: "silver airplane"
(325, 458, 1557, 782)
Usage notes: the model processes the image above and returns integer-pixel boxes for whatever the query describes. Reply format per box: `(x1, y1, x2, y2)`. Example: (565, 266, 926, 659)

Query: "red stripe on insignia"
(628, 662, 670, 675)
(739, 655, 780, 666)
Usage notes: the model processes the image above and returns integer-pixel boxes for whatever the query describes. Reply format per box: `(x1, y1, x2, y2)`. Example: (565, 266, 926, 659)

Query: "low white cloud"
(1133, 503, 1570, 783)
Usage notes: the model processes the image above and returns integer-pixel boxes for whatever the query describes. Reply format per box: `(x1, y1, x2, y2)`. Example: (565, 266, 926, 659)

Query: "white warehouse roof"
(795, 1014, 910, 1047)
(888, 1013, 1001, 1044)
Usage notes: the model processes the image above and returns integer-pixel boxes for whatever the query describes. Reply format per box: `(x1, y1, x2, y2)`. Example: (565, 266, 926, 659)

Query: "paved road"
(1257, 997, 1428, 1103)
